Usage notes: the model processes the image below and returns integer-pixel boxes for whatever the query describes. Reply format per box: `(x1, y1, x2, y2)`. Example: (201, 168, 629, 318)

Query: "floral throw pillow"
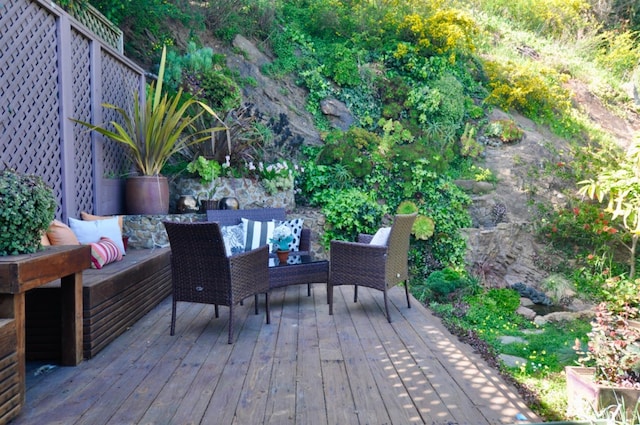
(221, 224, 245, 256)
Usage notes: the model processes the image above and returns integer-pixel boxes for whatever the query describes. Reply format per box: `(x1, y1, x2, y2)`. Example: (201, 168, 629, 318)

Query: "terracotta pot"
(125, 176, 169, 215)
(276, 250, 289, 264)
(565, 366, 640, 421)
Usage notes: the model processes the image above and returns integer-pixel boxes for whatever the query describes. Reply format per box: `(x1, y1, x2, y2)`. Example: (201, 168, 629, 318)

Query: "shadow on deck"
(13, 284, 540, 424)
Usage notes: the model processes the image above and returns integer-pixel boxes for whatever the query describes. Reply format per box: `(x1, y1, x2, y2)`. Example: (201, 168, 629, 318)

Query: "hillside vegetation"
(61, 0, 640, 420)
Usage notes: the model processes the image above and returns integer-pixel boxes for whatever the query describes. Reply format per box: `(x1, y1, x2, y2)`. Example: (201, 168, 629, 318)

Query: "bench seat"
(25, 248, 171, 360)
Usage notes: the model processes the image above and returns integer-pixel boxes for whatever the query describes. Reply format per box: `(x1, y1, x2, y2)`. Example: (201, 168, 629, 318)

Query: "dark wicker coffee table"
(268, 254, 329, 296)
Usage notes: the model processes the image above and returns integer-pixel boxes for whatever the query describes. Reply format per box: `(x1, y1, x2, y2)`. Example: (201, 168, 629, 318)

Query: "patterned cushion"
(370, 227, 391, 246)
(221, 224, 245, 256)
(89, 237, 123, 269)
(274, 218, 304, 251)
(241, 218, 276, 251)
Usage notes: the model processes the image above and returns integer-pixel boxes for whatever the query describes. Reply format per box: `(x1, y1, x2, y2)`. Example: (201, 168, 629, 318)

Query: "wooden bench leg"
(60, 272, 83, 366)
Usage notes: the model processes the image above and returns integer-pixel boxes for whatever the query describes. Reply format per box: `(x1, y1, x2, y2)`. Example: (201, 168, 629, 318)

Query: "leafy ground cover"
(429, 288, 592, 419)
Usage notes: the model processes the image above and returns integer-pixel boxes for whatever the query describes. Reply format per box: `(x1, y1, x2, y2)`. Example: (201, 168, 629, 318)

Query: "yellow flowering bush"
(397, 9, 478, 63)
(484, 59, 572, 121)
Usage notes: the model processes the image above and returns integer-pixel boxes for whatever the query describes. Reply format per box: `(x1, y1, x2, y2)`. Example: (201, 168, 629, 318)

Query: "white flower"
(272, 224, 292, 240)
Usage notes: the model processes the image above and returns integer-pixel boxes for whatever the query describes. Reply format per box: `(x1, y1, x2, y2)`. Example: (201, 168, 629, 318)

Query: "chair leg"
(328, 283, 334, 315)
(254, 294, 259, 315)
(307, 283, 311, 297)
(354, 285, 358, 303)
(384, 290, 392, 323)
(170, 298, 177, 335)
(405, 281, 411, 309)
(215, 304, 219, 318)
(228, 304, 234, 344)
(265, 292, 271, 324)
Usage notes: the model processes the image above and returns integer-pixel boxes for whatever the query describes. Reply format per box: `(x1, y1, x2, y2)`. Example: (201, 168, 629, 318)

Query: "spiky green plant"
(73, 46, 229, 176)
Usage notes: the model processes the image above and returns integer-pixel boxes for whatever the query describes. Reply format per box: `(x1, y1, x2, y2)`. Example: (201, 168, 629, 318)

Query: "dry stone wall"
(123, 179, 328, 259)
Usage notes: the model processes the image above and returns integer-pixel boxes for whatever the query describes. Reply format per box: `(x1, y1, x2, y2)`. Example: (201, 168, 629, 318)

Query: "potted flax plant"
(73, 45, 229, 214)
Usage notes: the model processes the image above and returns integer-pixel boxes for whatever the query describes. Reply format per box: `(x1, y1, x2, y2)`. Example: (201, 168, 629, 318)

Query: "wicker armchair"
(328, 213, 417, 322)
(163, 221, 270, 344)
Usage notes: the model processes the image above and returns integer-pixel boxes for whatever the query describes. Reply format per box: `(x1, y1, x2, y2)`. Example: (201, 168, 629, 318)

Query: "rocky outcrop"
(462, 223, 550, 288)
(228, 35, 321, 147)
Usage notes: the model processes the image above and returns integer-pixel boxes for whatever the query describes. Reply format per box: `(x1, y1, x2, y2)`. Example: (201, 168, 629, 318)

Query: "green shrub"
(198, 69, 242, 112)
(415, 268, 476, 303)
(319, 43, 362, 87)
(317, 127, 380, 178)
(0, 169, 56, 256)
(321, 188, 386, 246)
(186, 156, 222, 184)
(406, 74, 465, 130)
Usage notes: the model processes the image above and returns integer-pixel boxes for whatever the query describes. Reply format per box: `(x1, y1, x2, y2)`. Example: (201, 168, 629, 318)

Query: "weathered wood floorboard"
(12, 285, 541, 425)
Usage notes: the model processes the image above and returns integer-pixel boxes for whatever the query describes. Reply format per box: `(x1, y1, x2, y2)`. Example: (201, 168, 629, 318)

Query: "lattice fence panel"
(100, 51, 141, 178)
(70, 4, 123, 53)
(71, 29, 93, 217)
(0, 0, 64, 216)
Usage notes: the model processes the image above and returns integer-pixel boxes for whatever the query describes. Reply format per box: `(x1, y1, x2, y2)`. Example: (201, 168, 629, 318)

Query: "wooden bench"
(25, 247, 171, 361)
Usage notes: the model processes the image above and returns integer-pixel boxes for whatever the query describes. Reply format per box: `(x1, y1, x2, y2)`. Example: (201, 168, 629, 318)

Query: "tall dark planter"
(125, 176, 170, 215)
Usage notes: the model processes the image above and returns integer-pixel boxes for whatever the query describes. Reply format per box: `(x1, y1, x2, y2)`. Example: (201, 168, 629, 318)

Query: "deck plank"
(264, 286, 301, 424)
(12, 285, 541, 425)
(294, 285, 326, 425)
(341, 286, 429, 424)
(334, 285, 395, 425)
(384, 286, 538, 423)
(231, 291, 283, 425)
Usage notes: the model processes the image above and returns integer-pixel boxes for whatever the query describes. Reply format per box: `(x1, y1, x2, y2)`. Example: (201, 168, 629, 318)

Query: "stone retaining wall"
(123, 207, 328, 260)
(169, 177, 295, 213)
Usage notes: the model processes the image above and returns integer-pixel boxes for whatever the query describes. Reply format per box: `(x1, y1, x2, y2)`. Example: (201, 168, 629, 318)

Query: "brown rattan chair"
(328, 213, 417, 322)
(163, 221, 270, 344)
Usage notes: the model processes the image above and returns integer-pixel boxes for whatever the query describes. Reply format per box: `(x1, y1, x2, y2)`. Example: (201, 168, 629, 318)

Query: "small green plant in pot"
(0, 168, 56, 256)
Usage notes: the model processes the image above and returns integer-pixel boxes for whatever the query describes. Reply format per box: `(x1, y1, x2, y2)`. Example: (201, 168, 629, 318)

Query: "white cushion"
(221, 224, 245, 256)
(69, 216, 126, 255)
(241, 218, 276, 251)
(274, 218, 304, 251)
(369, 227, 391, 246)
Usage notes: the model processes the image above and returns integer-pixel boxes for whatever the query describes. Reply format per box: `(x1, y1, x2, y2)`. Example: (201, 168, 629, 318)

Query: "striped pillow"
(241, 218, 276, 251)
(89, 237, 123, 269)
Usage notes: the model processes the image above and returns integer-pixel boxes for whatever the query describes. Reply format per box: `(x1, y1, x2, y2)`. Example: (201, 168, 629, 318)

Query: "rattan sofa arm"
(229, 244, 269, 301)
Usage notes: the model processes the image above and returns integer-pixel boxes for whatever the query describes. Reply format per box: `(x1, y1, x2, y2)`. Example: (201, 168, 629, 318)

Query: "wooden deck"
(13, 284, 541, 424)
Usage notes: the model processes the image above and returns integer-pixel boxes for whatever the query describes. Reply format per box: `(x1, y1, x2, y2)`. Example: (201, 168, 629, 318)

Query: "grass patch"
(428, 287, 593, 420)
